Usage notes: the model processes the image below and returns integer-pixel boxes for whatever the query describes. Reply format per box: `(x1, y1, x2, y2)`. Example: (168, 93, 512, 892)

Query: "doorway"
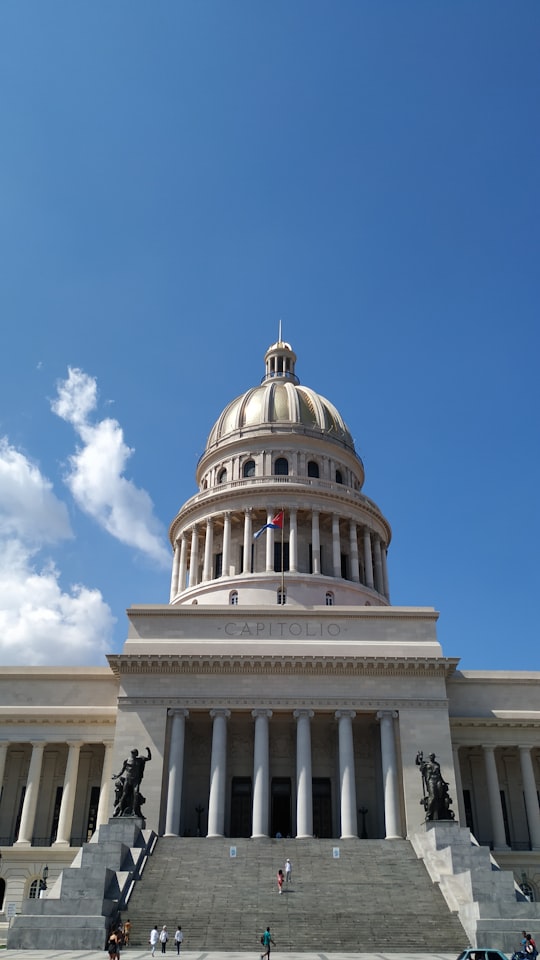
(230, 777, 252, 837)
(271, 778, 292, 837)
(313, 778, 332, 838)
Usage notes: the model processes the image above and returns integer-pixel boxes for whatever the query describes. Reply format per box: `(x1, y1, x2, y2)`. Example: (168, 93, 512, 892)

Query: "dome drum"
(169, 504, 390, 607)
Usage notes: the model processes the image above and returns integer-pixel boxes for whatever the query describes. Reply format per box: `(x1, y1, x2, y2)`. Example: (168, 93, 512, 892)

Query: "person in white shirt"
(149, 926, 159, 958)
(174, 926, 184, 955)
(285, 857, 292, 882)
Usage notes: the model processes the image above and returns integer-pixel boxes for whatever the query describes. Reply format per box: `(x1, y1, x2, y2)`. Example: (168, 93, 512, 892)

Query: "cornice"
(451, 716, 540, 730)
(127, 605, 440, 623)
(169, 477, 391, 543)
(108, 653, 457, 680)
(118, 696, 449, 711)
(0, 707, 117, 726)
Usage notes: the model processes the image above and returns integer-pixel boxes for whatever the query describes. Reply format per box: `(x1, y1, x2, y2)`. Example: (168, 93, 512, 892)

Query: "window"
(325, 592, 334, 606)
(307, 460, 319, 478)
(335, 469, 343, 484)
(230, 591, 239, 606)
(274, 457, 289, 476)
(277, 588, 287, 605)
(218, 468, 227, 484)
(28, 879, 40, 900)
(243, 459, 255, 478)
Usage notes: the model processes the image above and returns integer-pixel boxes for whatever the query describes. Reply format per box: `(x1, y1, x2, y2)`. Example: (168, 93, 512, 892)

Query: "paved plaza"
(0, 953, 464, 960)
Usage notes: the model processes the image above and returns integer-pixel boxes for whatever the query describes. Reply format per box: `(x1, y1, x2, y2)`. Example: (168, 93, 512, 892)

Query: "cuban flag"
(254, 511, 284, 540)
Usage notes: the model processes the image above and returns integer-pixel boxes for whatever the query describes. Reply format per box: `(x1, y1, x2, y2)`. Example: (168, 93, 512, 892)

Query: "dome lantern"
(262, 338, 299, 385)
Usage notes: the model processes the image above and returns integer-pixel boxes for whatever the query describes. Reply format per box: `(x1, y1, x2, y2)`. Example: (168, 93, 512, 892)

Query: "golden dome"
(205, 340, 354, 452)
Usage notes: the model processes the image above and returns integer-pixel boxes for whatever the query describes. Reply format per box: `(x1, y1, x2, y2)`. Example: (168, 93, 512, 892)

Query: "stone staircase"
(126, 837, 467, 952)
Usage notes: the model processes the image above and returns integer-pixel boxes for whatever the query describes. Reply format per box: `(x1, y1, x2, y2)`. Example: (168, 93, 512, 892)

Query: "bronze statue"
(415, 750, 455, 821)
(112, 747, 152, 818)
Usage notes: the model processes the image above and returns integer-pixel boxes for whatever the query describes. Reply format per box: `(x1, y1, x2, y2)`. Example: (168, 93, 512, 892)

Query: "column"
(96, 741, 115, 827)
(169, 540, 181, 601)
(452, 744, 467, 826)
(483, 745, 509, 849)
(373, 536, 383, 593)
(332, 515, 341, 577)
(165, 709, 189, 837)
(54, 741, 83, 846)
(188, 527, 199, 587)
(203, 519, 214, 582)
(222, 512, 231, 577)
(178, 536, 188, 594)
(363, 528, 374, 589)
(381, 544, 390, 601)
(519, 746, 540, 850)
(289, 509, 298, 573)
(251, 710, 272, 838)
(349, 522, 360, 583)
(311, 511, 321, 575)
(0, 742, 8, 796)
(376, 711, 402, 839)
(336, 711, 358, 838)
(294, 709, 314, 838)
(15, 742, 46, 845)
(265, 510, 274, 573)
(207, 709, 230, 837)
(243, 510, 252, 573)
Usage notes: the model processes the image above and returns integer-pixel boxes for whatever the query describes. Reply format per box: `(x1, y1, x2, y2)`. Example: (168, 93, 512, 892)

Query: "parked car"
(457, 950, 508, 960)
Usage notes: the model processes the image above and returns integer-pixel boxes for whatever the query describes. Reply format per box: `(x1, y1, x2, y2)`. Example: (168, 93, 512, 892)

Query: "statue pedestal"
(7, 818, 156, 951)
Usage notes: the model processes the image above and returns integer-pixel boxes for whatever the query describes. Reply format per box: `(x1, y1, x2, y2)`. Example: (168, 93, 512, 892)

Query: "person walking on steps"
(174, 926, 184, 955)
(159, 925, 169, 953)
(260, 926, 275, 960)
(149, 926, 159, 958)
(284, 858, 292, 883)
(277, 868, 284, 894)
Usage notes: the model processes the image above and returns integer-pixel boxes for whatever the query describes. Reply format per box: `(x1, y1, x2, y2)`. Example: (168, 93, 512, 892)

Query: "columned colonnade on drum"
(170, 508, 390, 600)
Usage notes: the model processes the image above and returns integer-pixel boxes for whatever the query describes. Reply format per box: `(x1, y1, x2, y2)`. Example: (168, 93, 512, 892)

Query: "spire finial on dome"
(278, 318, 283, 344)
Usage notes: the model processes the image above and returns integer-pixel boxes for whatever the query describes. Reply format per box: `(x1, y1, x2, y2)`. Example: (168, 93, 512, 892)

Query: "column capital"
(335, 710, 356, 720)
(66, 740, 84, 750)
(294, 709, 314, 720)
(376, 710, 398, 721)
(210, 708, 231, 720)
(30, 741, 46, 750)
(168, 708, 190, 719)
(251, 709, 273, 720)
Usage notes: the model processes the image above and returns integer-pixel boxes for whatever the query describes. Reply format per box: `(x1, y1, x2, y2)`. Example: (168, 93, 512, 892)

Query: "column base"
(52, 840, 71, 847)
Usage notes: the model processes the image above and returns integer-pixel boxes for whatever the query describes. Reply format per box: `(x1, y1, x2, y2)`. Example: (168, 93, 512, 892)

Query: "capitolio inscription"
(223, 621, 341, 638)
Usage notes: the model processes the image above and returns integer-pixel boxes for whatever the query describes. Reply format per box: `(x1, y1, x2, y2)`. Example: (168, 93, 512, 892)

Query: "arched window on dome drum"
(335, 469, 343, 484)
(325, 591, 334, 606)
(218, 467, 227, 484)
(229, 590, 239, 606)
(307, 460, 319, 478)
(277, 588, 287, 605)
(274, 457, 289, 476)
(243, 459, 255, 478)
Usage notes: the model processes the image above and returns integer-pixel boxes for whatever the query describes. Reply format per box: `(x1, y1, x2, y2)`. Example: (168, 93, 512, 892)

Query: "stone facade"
(0, 339, 539, 926)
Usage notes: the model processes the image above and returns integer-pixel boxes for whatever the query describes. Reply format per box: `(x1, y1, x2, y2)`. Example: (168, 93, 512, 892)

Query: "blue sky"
(0, 1, 538, 668)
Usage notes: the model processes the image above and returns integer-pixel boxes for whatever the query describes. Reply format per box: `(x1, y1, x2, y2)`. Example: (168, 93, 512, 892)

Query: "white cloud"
(0, 539, 114, 666)
(0, 442, 115, 666)
(0, 438, 73, 543)
(52, 368, 170, 567)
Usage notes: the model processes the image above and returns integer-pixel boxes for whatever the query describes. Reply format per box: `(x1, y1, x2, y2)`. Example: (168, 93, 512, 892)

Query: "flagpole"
(281, 507, 285, 604)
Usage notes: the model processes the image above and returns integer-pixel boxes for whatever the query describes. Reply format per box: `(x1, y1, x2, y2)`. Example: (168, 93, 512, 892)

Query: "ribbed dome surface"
(206, 380, 354, 451)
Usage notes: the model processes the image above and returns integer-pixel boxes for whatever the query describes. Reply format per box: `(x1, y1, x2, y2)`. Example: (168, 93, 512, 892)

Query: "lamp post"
(39, 864, 49, 897)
